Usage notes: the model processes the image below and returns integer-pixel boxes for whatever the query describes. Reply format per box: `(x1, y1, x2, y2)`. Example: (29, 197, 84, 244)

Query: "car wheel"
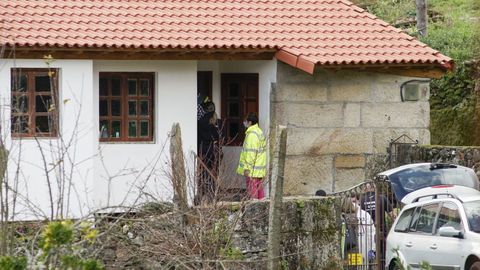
(471, 261, 480, 270)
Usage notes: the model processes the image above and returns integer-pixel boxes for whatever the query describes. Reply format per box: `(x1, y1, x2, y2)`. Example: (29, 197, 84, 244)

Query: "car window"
(436, 202, 462, 234)
(409, 206, 422, 231)
(463, 200, 480, 233)
(410, 203, 439, 234)
(388, 165, 477, 201)
(394, 208, 415, 232)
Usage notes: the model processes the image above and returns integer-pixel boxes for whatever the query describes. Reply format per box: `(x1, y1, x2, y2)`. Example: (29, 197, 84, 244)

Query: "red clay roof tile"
(0, 0, 452, 73)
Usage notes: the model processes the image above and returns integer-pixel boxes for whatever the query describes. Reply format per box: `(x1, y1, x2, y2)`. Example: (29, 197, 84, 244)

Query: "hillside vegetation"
(354, 0, 480, 145)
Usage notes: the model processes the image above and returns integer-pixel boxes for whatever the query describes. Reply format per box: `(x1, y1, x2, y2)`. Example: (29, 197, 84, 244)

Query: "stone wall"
(101, 197, 342, 269)
(410, 145, 480, 176)
(272, 62, 431, 194)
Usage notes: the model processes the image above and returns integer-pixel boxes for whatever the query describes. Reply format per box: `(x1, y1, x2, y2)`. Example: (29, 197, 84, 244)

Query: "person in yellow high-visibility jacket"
(236, 112, 267, 199)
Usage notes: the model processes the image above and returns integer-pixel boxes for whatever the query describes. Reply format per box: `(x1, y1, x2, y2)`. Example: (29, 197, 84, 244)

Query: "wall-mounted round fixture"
(400, 79, 430, 102)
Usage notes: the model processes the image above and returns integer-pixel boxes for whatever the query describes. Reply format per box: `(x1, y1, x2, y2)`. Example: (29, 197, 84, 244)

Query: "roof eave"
(275, 49, 454, 79)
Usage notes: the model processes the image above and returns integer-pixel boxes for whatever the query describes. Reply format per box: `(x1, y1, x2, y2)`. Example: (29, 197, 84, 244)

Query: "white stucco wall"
(0, 59, 275, 219)
(0, 59, 198, 219)
(92, 61, 197, 209)
(0, 59, 95, 220)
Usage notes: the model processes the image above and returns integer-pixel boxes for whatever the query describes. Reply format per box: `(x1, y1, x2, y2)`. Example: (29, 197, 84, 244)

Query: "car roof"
(461, 196, 480, 203)
(401, 185, 480, 204)
(378, 162, 472, 177)
(378, 163, 432, 176)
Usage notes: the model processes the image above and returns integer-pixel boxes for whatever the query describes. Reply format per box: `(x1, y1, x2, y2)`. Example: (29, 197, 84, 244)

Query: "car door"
(429, 201, 464, 269)
(402, 203, 440, 269)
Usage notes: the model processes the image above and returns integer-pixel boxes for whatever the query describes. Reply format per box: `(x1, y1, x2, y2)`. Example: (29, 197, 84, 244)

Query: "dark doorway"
(197, 71, 212, 99)
(221, 73, 259, 145)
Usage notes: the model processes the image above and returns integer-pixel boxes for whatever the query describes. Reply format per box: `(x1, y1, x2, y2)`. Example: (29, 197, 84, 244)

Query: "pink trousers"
(246, 177, 265, 199)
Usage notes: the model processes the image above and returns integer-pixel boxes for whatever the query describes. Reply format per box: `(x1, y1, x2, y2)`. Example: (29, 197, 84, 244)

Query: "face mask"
(243, 121, 249, 128)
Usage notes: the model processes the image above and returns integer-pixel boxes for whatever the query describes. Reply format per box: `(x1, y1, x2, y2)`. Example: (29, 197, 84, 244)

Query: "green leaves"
(0, 256, 27, 270)
(40, 220, 74, 253)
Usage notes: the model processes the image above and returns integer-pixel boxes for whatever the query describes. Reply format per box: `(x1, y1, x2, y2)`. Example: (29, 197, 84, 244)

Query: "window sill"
(99, 140, 156, 144)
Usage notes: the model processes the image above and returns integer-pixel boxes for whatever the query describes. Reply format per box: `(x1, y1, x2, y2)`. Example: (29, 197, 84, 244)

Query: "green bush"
(0, 256, 27, 270)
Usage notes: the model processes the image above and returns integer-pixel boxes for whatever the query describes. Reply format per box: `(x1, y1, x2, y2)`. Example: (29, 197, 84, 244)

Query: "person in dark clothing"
(359, 182, 392, 267)
(196, 101, 221, 204)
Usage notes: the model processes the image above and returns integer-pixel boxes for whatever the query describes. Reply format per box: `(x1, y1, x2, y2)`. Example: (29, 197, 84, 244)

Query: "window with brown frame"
(11, 68, 59, 138)
(99, 72, 154, 142)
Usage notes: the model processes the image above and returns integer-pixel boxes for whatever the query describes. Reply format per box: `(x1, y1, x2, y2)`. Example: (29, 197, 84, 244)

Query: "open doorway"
(196, 71, 260, 202)
(220, 73, 259, 198)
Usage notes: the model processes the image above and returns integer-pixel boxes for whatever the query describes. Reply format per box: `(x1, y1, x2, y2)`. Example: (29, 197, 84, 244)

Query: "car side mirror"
(438, 226, 463, 239)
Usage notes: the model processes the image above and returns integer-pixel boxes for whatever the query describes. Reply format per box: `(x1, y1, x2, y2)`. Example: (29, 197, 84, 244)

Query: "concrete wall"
(273, 62, 431, 194)
(0, 60, 198, 219)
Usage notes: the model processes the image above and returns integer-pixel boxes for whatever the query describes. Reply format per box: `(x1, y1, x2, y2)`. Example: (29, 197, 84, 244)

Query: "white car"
(386, 185, 480, 270)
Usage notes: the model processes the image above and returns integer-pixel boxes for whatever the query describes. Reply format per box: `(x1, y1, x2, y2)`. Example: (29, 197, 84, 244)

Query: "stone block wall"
(229, 196, 341, 269)
(100, 197, 342, 269)
(410, 145, 480, 176)
(272, 62, 431, 194)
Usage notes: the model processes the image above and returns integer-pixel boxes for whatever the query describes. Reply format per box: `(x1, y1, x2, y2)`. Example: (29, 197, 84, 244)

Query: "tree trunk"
(416, 0, 428, 36)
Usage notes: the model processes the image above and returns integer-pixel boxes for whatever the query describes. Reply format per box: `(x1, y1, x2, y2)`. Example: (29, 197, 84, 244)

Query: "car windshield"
(388, 165, 477, 201)
(464, 200, 480, 233)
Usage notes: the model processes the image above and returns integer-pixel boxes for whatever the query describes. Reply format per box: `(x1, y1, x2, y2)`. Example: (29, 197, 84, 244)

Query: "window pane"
(414, 204, 439, 234)
(436, 202, 462, 232)
(128, 121, 137, 138)
(228, 82, 239, 97)
(228, 102, 239, 117)
(12, 95, 28, 113)
(99, 78, 108, 96)
(35, 76, 51, 92)
(140, 100, 149, 116)
(140, 79, 149, 96)
(128, 79, 137, 96)
(12, 74, 27, 92)
(11, 116, 29, 134)
(246, 83, 257, 98)
(99, 120, 109, 138)
(35, 116, 51, 133)
(35, 95, 52, 112)
(111, 100, 121, 116)
(99, 100, 108, 116)
(394, 208, 414, 232)
(140, 121, 149, 137)
(128, 101, 137, 116)
(111, 78, 121, 96)
(111, 121, 121, 138)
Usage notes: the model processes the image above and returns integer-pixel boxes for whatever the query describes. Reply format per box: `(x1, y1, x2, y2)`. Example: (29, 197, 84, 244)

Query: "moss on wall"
(430, 96, 475, 145)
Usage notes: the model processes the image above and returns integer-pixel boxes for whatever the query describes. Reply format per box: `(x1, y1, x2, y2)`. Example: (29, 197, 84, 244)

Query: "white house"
(0, 0, 451, 220)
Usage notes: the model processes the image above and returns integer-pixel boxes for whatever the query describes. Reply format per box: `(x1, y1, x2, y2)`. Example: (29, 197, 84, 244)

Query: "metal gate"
(333, 179, 401, 270)
(389, 134, 418, 168)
